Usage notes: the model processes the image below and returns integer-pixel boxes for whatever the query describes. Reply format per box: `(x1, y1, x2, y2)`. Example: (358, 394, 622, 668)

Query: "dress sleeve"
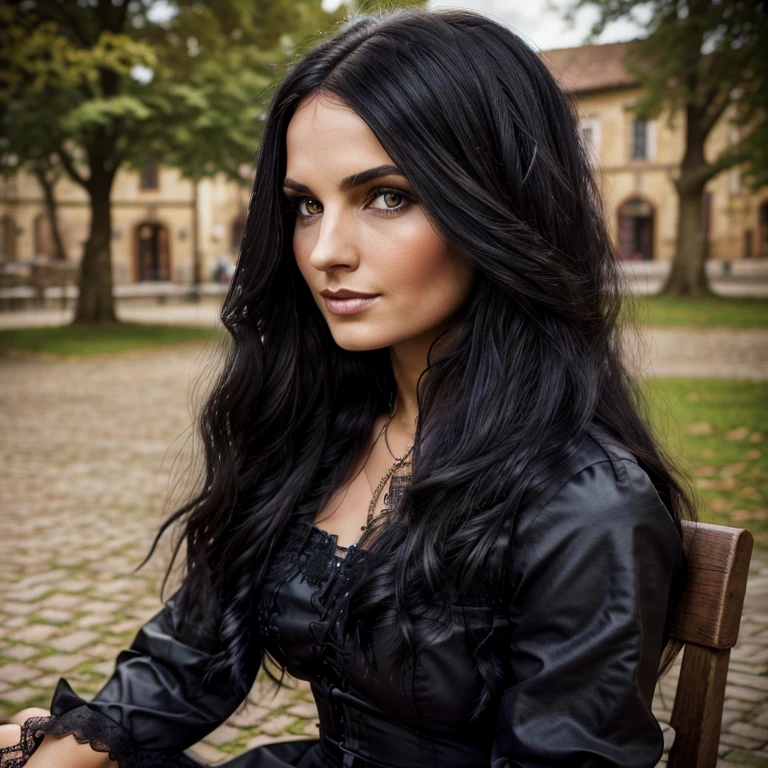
(491, 458, 685, 768)
(0, 584, 261, 768)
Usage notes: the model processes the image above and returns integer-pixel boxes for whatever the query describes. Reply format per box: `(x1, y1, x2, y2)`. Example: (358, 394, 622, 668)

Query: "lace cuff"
(0, 679, 201, 768)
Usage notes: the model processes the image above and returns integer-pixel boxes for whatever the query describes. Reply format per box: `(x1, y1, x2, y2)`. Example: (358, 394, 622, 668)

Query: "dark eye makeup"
(283, 186, 415, 222)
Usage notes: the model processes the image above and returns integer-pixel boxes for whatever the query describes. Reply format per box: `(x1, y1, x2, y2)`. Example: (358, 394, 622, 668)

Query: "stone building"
(540, 41, 768, 262)
(0, 166, 249, 285)
(1, 40, 766, 284)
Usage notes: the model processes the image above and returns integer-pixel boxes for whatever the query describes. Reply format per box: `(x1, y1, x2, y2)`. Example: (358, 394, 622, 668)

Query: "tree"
(556, 0, 768, 296)
(0, 0, 348, 324)
(0, 89, 70, 262)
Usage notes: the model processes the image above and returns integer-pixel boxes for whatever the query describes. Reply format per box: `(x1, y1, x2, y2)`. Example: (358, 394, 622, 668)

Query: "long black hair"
(140, 6, 698, 714)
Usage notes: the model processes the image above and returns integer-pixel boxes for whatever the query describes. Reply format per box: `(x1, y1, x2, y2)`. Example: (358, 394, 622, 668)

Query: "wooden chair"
(665, 520, 754, 768)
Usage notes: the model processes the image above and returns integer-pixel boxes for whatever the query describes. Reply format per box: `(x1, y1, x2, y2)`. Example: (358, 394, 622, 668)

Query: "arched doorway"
(759, 201, 768, 259)
(231, 209, 247, 253)
(617, 197, 655, 261)
(34, 212, 56, 259)
(135, 221, 171, 281)
(0, 214, 17, 263)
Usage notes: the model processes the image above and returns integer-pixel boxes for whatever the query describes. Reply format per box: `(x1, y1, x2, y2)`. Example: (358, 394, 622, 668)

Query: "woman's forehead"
(285, 95, 395, 182)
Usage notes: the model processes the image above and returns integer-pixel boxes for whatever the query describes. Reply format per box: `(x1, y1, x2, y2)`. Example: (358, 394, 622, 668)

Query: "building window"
(580, 117, 602, 164)
(139, 164, 159, 191)
(632, 119, 647, 159)
(631, 118, 656, 161)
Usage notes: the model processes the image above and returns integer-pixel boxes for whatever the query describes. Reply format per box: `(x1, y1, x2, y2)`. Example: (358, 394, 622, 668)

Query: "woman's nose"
(306, 209, 360, 272)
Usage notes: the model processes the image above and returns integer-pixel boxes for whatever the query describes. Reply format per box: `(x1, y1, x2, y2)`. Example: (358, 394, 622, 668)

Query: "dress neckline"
(300, 519, 360, 561)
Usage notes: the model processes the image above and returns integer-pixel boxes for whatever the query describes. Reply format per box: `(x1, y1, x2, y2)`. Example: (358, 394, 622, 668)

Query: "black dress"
(1, 428, 686, 768)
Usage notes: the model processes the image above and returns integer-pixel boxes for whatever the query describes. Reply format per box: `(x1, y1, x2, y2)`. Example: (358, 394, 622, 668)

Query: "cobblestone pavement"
(1, 342, 767, 766)
(624, 327, 768, 381)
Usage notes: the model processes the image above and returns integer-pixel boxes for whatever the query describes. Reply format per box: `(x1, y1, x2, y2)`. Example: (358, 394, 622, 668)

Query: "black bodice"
(1, 428, 686, 768)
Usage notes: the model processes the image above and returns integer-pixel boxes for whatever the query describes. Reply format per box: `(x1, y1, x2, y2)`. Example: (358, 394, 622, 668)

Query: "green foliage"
(554, 0, 768, 190)
(0, 0, 350, 188)
(352, 0, 429, 15)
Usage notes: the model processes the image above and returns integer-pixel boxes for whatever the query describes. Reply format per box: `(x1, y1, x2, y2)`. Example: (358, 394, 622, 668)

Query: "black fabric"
(0, 427, 685, 768)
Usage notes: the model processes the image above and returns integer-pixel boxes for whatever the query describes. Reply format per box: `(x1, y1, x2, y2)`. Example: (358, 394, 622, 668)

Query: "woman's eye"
(369, 190, 408, 212)
(296, 198, 322, 217)
(289, 187, 412, 221)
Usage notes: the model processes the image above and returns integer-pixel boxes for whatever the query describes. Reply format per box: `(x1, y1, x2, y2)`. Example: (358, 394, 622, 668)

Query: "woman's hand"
(1, 709, 117, 768)
(8, 707, 51, 726)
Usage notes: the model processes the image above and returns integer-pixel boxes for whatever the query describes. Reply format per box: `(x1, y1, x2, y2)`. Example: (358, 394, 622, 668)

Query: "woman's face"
(284, 93, 474, 353)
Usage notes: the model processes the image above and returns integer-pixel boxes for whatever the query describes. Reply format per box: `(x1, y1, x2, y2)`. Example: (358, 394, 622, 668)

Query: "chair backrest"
(667, 520, 754, 768)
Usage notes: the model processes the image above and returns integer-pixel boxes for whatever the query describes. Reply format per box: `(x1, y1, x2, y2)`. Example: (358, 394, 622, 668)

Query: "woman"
(1, 7, 695, 768)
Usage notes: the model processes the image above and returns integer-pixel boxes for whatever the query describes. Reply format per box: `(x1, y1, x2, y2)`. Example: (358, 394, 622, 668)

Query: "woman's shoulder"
(507, 424, 684, 607)
(522, 424, 647, 514)
(515, 424, 681, 554)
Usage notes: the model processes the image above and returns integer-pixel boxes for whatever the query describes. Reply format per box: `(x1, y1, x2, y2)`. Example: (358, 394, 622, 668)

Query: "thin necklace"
(330, 401, 415, 551)
(384, 415, 410, 462)
(363, 443, 412, 533)
(364, 397, 414, 532)
(384, 396, 416, 462)
(317, 406, 393, 527)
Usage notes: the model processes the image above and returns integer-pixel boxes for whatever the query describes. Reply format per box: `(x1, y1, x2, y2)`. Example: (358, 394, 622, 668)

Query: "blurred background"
(0, 0, 766, 765)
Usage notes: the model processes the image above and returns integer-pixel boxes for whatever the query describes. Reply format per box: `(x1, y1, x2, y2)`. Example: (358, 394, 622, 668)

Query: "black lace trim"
(257, 522, 344, 651)
(0, 681, 201, 768)
(255, 519, 375, 687)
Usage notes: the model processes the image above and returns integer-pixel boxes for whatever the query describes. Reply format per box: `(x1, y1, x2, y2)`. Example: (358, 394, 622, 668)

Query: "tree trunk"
(661, 175, 714, 297)
(660, 101, 715, 298)
(35, 169, 68, 262)
(73, 171, 118, 324)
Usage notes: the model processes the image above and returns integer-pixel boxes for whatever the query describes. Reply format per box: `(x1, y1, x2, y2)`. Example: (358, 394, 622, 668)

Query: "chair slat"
(669, 522, 753, 649)
(668, 644, 731, 768)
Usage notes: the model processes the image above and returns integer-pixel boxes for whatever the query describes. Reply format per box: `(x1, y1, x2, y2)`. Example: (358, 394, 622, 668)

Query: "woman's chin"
(329, 329, 393, 353)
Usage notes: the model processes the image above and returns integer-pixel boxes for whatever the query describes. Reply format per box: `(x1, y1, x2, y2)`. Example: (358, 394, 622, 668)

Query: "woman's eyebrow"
(283, 164, 405, 194)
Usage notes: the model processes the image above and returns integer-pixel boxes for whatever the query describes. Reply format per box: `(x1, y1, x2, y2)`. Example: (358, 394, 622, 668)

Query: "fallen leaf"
(701, 448, 715, 458)
(697, 477, 738, 490)
(730, 510, 752, 521)
(721, 462, 747, 478)
(686, 422, 717, 436)
(725, 427, 749, 441)
(685, 392, 700, 402)
(710, 498, 730, 512)
(746, 449, 762, 460)
(695, 466, 718, 476)
(749, 432, 764, 443)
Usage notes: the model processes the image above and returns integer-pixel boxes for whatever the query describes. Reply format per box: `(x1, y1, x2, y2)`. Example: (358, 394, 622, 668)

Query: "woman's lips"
(323, 295, 380, 315)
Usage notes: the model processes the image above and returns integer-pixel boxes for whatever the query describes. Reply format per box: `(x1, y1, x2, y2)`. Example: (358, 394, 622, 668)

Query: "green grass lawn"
(0, 323, 226, 357)
(644, 378, 767, 549)
(625, 295, 768, 329)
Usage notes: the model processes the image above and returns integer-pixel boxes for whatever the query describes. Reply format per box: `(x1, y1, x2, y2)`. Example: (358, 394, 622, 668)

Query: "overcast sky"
(322, 0, 648, 51)
(428, 0, 648, 50)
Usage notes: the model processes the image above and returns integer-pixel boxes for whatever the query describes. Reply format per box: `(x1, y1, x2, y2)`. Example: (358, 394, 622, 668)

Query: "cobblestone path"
(1, 343, 767, 766)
